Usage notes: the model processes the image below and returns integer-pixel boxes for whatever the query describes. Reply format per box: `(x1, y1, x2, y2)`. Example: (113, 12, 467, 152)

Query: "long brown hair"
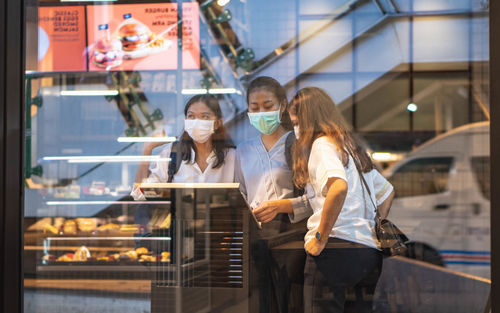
(180, 94, 234, 169)
(246, 76, 293, 131)
(291, 87, 373, 188)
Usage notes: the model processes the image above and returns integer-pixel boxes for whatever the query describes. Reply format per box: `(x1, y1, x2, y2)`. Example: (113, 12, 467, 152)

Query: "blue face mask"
(247, 104, 281, 135)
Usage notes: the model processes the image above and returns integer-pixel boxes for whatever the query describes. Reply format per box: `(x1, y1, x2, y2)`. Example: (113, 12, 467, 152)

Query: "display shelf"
(24, 245, 132, 252)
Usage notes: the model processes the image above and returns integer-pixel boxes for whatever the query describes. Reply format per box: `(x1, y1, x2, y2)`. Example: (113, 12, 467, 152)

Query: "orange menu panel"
(86, 3, 178, 71)
(37, 3, 200, 72)
(38, 6, 87, 72)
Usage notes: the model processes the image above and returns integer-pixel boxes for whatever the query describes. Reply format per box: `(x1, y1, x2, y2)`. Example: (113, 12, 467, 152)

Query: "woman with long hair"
(133, 94, 235, 196)
(289, 87, 394, 313)
(235, 76, 312, 313)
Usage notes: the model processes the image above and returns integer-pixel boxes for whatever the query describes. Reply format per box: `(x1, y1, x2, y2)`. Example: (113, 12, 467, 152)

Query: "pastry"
(63, 220, 77, 235)
(161, 251, 170, 263)
(96, 223, 120, 232)
(135, 247, 149, 255)
(76, 218, 97, 232)
(73, 246, 91, 261)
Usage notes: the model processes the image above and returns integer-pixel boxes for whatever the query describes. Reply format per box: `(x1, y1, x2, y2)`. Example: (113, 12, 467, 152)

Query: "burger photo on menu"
(118, 22, 152, 51)
(93, 38, 124, 69)
(117, 19, 171, 59)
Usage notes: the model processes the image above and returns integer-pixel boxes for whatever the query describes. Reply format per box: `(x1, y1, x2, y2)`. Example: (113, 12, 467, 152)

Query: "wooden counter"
(24, 278, 151, 294)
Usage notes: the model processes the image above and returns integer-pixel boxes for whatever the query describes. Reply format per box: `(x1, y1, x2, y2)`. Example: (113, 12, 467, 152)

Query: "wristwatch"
(315, 231, 328, 243)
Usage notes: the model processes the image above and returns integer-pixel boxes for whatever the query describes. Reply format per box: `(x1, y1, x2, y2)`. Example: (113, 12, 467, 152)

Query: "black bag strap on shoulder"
(167, 141, 181, 183)
(284, 132, 304, 197)
(351, 155, 378, 217)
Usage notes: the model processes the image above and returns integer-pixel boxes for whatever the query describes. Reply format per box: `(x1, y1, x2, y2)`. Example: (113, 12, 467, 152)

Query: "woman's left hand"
(253, 199, 291, 223)
(305, 238, 327, 256)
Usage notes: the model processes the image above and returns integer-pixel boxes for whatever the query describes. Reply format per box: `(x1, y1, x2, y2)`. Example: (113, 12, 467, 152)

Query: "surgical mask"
(184, 119, 215, 143)
(294, 125, 300, 139)
(247, 104, 281, 135)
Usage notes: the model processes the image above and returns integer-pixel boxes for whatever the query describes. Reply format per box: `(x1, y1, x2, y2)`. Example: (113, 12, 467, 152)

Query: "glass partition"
(23, 0, 490, 312)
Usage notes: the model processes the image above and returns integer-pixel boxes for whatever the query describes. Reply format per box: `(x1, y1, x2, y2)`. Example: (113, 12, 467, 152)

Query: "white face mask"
(184, 119, 215, 143)
(294, 125, 300, 139)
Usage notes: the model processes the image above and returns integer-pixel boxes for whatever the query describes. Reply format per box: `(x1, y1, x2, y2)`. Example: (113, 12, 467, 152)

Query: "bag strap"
(350, 154, 380, 219)
(167, 141, 181, 183)
(284, 132, 305, 197)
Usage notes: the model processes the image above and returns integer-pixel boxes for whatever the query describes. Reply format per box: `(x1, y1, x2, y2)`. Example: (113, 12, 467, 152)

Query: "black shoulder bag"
(354, 161, 409, 257)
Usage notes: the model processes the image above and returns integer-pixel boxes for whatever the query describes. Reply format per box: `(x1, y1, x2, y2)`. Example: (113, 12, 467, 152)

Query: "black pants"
(304, 239, 383, 313)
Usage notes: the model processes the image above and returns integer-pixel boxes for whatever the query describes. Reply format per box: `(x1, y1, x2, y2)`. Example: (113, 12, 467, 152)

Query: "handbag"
(354, 160, 409, 257)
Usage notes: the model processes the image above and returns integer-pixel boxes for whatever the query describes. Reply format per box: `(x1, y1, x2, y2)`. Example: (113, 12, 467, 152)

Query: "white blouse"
(235, 132, 313, 235)
(305, 136, 393, 249)
(131, 143, 236, 200)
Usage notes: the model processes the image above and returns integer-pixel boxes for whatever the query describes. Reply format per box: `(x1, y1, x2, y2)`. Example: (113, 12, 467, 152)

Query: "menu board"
(38, 6, 88, 72)
(37, 3, 200, 72)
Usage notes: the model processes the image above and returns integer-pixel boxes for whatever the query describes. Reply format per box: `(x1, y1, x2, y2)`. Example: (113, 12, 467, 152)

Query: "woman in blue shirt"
(235, 76, 312, 313)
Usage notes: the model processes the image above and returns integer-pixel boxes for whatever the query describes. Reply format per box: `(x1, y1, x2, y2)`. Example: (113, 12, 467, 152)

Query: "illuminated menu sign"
(38, 6, 87, 72)
(37, 3, 200, 72)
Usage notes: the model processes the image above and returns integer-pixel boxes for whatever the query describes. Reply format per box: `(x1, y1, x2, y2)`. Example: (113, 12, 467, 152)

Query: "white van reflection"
(384, 122, 490, 279)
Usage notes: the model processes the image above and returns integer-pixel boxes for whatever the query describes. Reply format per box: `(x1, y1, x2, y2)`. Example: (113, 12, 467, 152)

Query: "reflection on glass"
(23, 0, 491, 312)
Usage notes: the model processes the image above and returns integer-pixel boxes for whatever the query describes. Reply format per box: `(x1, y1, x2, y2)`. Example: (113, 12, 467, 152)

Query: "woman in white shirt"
(289, 87, 394, 313)
(133, 94, 235, 197)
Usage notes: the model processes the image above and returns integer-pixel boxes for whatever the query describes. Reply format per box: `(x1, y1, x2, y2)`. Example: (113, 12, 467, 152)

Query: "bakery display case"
(24, 183, 254, 311)
(25, 184, 247, 279)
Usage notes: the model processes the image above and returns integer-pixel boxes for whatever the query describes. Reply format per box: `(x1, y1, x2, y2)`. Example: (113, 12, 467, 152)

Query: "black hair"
(246, 76, 293, 131)
(179, 94, 234, 169)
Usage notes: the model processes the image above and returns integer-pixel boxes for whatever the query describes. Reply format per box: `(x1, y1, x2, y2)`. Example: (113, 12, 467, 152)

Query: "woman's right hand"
(253, 199, 292, 223)
(142, 128, 166, 154)
(305, 237, 327, 256)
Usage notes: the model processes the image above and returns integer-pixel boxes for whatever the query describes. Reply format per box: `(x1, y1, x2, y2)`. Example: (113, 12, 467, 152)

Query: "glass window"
(22, 0, 491, 312)
(389, 157, 454, 198)
(471, 156, 491, 200)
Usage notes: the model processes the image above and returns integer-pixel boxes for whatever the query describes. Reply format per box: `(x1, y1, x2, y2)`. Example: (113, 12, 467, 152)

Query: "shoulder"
(225, 147, 237, 159)
(367, 168, 388, 182)
(312, 136, 337, 152)
(310, 136, 343, 166)
(157, 142, 175, 157)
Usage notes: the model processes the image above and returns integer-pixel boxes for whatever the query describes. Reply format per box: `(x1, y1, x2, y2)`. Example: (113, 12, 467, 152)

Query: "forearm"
(277, 199, 293, 214)
(377, 190, 394, 219)
(134, 147, 153, 184)
(316, 179, 347, 238)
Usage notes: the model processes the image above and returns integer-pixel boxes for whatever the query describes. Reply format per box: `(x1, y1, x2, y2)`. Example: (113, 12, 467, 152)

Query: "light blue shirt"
(235, 132, 313, 235)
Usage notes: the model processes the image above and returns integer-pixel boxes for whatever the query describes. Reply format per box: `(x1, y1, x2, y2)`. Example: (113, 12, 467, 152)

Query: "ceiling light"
(182, 88, 208, 95)
(217, 0, 231, 6)
(117, 136, 176, 143)
(407, 103, 418, 112)
(371, 152, 402, 162)
(208, 88, 241, 94)
(47, 201, 170, 205)
(60, 90, 119, 96)
(43, 155, 171, 163)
